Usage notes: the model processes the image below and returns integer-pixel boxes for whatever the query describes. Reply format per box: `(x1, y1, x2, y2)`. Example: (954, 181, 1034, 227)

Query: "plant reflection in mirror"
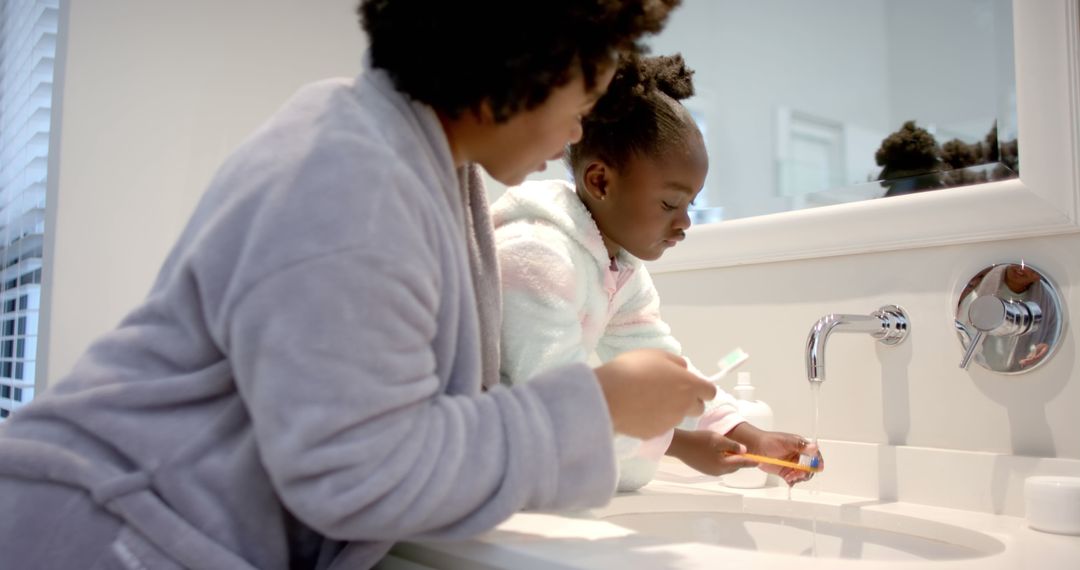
(875, 120, 1018, 198)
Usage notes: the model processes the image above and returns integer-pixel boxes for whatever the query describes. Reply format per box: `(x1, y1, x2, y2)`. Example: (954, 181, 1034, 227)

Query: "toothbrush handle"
(739, 452, 817, 473)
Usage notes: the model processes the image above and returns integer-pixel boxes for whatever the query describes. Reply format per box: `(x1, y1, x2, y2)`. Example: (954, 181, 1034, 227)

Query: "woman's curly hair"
(360, 0, 681, 122)
(566, 53, 697, 177)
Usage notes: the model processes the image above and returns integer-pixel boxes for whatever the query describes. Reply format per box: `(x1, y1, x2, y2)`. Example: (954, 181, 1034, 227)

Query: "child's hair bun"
(567, 51, 700, 174)
(589, 53, 695, 125)
(641, 53, 694, 101)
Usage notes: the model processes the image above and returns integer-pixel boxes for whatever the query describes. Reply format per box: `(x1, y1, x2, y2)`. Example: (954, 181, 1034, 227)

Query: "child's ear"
(582, 161, 612, 202)
(473, 99, 497, 124)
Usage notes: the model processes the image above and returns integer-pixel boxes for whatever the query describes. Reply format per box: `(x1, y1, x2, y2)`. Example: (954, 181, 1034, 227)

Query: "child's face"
(476, 64, 616, 186)
(593, 132, 708, 261)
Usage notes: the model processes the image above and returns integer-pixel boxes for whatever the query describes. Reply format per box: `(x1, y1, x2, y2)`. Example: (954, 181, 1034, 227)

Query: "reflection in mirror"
(648, 0, 1018, 223)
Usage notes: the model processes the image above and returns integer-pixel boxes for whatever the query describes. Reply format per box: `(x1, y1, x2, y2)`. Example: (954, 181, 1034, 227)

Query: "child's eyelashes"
(662, 196, 697, 212)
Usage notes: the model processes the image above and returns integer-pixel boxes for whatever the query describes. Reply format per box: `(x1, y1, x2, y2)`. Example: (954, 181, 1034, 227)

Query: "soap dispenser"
(722, 371, 773, 489)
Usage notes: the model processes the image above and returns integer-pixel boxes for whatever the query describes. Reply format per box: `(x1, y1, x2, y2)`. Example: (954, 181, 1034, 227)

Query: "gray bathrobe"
(0, 62, 617, 569)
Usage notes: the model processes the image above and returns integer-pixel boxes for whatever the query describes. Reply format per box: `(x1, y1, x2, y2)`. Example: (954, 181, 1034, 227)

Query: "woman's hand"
(595, 350, 716, 439)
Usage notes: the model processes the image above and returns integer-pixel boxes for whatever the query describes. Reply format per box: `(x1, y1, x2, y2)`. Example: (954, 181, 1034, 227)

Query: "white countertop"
(389, 455, 1080, 569)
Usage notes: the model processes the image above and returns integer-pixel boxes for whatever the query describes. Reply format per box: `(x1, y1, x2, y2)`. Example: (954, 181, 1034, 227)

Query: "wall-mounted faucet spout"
(806, 305, 910, 383)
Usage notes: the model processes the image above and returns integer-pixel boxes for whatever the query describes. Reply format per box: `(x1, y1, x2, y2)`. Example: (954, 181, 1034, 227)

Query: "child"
(0, 2, 718, 568)
(494, 54, 821, 492)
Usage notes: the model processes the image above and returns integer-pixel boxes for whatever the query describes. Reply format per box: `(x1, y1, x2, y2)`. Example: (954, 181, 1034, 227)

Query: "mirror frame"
(649, 0, 1080, 273)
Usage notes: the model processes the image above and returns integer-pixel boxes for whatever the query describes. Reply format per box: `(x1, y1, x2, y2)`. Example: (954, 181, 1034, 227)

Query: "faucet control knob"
(954, 263, 1065, 374)
(958, 330, 985, 370)
(958, 295, 1042, 369)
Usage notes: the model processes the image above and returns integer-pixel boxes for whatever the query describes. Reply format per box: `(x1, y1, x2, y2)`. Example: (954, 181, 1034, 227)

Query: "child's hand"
(667, 429, 759, 477)
(728, 423, 825, 485)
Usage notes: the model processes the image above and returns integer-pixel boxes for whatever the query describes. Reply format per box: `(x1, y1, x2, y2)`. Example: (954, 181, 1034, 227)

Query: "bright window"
(0, 0, 59, 419)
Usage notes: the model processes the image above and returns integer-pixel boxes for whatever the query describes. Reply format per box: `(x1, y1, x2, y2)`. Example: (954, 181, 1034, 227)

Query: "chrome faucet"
(805, 305, 910, 383)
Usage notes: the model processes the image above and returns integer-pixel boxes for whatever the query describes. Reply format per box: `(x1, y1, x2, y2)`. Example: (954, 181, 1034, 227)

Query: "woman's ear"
(582, 161, 612, 202)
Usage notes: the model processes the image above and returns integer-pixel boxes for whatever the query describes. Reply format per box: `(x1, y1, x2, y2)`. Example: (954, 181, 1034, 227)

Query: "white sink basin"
(594, 493, 1006, 561)
(393, 452, 1080, 569)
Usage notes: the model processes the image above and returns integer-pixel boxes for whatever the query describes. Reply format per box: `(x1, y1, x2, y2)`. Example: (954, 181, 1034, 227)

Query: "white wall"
(41, 0, 365, 387)
(653, 231, 1080, 459)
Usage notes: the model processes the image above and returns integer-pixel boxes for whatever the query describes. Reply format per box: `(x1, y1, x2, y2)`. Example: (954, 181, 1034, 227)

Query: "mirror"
(649, 0, 1079, 272)
(647, 0, 1017, 224)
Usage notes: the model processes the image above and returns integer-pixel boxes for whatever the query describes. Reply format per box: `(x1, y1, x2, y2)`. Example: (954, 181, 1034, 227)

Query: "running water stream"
(807, 381, 821, 557)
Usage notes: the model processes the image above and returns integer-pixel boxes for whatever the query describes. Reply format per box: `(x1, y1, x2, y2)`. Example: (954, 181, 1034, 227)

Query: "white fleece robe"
(492, 179, 745, 491)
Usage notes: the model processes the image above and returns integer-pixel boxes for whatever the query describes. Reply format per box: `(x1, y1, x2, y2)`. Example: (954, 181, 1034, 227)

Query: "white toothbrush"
(707, 347, 749, 384)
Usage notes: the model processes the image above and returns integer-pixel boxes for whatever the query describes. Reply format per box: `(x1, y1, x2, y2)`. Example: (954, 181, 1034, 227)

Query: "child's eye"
(661, 202, 676, 211)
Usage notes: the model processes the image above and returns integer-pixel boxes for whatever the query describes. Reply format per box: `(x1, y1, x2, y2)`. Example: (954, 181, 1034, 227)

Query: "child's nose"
(675, 209, 691, 230)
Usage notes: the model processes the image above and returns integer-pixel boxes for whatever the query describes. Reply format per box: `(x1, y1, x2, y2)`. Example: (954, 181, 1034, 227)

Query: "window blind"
(0, 0, 59, 419)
